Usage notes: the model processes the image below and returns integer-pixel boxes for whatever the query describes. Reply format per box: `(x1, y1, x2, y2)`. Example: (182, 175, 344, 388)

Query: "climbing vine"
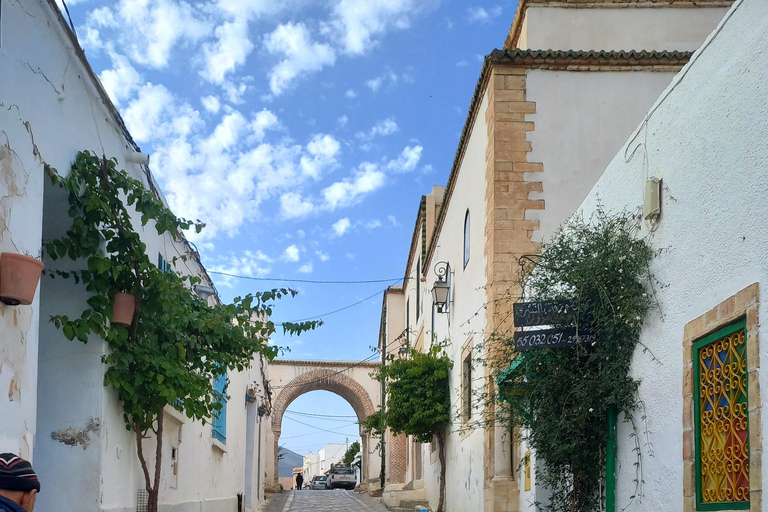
(362, 346, 452, 512)
(45, 151, 319, 512)
(496, 209, 657, 512)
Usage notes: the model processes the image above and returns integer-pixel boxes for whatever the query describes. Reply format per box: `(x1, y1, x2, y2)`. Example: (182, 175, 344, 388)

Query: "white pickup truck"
(327, 464, 356, 490)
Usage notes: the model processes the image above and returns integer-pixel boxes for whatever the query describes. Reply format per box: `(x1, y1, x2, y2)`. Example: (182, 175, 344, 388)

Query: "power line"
(209, 271, 403, 285)
(277, 287, 392, 324)
(282, 416, 360, 437)
(285, 410, 359, 421)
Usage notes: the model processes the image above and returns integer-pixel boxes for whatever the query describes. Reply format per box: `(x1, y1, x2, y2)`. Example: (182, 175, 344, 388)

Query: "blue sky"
(60, 0, 517, 456)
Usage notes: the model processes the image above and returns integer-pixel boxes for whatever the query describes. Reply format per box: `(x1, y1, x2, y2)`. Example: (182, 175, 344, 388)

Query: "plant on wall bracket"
(362, 346, 452, 512)
(44, 151, 320, 512)
(496, 208, 658, 512)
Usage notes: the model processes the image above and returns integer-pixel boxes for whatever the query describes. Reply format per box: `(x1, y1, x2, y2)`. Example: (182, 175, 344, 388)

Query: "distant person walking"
(295, 473, 304, 490)
(0, 453, 40, 512)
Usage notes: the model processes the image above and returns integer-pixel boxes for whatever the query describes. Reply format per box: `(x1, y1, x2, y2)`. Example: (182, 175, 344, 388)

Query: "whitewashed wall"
(571, 1, 767, 509)
(519, 6, 729, 52)
(423, 92, 490, 512)
(526, 69, 683, 243)
(1, 2, 270, 512)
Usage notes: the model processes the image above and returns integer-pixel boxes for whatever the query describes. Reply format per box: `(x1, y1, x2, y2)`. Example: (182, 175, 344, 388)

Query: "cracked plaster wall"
(1, 3, 268, 511)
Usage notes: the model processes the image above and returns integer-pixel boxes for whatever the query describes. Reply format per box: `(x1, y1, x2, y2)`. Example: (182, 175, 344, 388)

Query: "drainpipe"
(380, 303, 387, 489)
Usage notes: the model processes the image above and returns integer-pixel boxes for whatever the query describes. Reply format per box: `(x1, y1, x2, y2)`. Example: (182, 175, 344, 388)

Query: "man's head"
(0, 454, 40, 512)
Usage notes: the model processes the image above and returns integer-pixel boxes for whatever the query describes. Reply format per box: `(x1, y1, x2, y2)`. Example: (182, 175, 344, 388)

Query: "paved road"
(262, 490, 391, 512)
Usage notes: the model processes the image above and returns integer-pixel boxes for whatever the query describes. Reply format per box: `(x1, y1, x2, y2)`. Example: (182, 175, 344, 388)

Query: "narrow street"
(262, 490, 392, 512)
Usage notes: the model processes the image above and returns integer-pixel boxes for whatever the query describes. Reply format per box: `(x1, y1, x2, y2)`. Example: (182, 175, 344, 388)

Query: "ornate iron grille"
(696, 322, 749, 506)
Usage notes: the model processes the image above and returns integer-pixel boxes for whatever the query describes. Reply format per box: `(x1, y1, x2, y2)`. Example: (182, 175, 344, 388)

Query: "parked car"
(327, 464, 356, 490)
(310, 475, 328, 490)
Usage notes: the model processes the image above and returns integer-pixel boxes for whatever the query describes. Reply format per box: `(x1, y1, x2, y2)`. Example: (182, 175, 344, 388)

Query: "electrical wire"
(208, 271, 404, 285)
(285, 410, 358, 420)
(282, 416, 360, 437)
(276, 287, 392, 324)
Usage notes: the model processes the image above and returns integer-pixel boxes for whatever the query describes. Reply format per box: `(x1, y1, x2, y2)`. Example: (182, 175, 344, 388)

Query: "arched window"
(463, 210, 470, 268)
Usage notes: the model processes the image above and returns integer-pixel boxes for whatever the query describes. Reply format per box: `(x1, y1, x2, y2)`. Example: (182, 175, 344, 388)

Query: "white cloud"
(388, 215, 399, 226)
(280, 192, 315, 219)
(298, 262, 313, 274)
(283, 244, 300, 262)
(264, 22, 336, 95)
(357, 118, 398, 140)
(301, 134, 341, 178)
(338, 115, 349, 127)
(208, 249, 272, 288)
(329, 0, 436, 55)
(366, 69, 398, 92)
(345, 89, 358, 99)
(467, 6, 502, 23)
(332, 218, 351, 237)
(99, 52, 142, 106)
(201, 95, 221, 113)
(200, 19, 254, 84)
(85, 0, 211, 69)
(249, 109, 280, 141)
(456, 60, 468, 68)
(322, 163, 386, 210)
(315, 251, 330, 262)
(387, 145, 423, 173)
(364, 219, 382, 229)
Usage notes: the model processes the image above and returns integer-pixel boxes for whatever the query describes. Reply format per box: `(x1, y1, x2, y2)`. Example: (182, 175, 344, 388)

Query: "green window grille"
(693, 318, 749, 510)
(212, 371, 228, 444)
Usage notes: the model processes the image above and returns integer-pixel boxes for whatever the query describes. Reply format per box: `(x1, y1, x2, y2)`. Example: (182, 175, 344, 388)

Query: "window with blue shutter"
(212, 371, 227, 444)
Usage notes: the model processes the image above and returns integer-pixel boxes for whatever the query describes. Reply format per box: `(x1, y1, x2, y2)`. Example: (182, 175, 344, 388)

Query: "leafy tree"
(362, 347, 452, 512)
(342, 440, 360, 465)
(45, 152, 319, 512)
(496, 209, 656, 512)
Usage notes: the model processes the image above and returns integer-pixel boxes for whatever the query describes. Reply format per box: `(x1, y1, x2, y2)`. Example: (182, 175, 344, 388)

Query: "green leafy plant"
(496, 209, 657, 512)
(45, 151, 319, 512)
(362, 346, 452, 512)
(342, 440, 361, 465)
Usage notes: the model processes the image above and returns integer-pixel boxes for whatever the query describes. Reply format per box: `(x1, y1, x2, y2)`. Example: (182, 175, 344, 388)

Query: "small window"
(212, 371, 228, 444)
(693, 318, 749, 509)
(416, 257, 421, 320)
(463, 210, 470, 268)
(158, 253, 170, 272)
(170, 446, 179, 489)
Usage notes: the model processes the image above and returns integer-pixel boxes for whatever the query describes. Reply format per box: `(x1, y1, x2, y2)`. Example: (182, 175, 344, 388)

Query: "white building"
(569, 1, 767, 510)
(378, 1, 734, 511)
(0, 1, 271, 511)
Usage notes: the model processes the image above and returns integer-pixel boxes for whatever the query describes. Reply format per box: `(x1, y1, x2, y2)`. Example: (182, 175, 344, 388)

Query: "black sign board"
(514, 327, 597, 351)
(513, 301, 573, 328)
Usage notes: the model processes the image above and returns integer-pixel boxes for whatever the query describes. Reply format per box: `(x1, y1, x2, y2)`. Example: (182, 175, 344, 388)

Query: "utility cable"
(282, 416, 360, 436)
(208, 271, 404, 285)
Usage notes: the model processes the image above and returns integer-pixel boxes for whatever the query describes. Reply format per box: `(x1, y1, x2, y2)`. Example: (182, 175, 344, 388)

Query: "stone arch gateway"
(265, 359, 381, 491)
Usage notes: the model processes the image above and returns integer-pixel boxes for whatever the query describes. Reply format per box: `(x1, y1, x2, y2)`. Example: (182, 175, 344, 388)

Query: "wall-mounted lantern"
(431, 261, 451, 313)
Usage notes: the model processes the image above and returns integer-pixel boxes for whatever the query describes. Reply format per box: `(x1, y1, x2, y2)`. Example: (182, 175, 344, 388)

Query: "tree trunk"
(437, 431, 446, 512)
(148, 413, 164, 512)
(135, 414, 164, 512)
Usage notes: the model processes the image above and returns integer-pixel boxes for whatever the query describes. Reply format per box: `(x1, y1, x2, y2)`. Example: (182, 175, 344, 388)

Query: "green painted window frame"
(692, 317, 749, 511)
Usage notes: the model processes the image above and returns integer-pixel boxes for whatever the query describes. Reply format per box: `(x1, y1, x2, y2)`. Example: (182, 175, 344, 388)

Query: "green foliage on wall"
(496, 209, 657, 512)
(45, 151, 319, 511)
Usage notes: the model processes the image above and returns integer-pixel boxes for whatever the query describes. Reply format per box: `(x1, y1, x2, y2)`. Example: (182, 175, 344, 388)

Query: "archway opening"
(279, 391, 362, 489)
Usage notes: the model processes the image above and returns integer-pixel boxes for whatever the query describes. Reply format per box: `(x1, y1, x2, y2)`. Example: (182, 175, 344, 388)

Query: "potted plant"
(0, 252, 44, 305)
(112, 292, 135, 326)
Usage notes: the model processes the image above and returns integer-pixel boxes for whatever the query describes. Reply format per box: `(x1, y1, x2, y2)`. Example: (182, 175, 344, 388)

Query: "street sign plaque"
(514, 327, 597, 351)
(513, 301, 573, 327)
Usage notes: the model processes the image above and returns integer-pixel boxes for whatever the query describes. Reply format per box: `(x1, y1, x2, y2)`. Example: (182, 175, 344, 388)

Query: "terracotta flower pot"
(112, 292, 135, 327)
(0, 253, 44, 306)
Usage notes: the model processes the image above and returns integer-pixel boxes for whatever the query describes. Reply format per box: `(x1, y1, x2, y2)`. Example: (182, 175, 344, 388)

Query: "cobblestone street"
(262, 490, 391, 512)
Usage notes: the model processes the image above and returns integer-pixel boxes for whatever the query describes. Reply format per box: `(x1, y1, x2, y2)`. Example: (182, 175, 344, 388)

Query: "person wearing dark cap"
(0, 454, 39, 512)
